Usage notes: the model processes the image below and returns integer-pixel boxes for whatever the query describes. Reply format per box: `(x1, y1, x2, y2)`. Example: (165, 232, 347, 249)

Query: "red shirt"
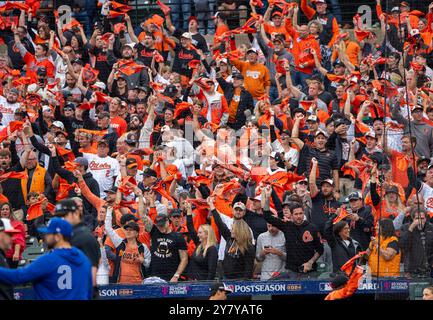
(110, 116, 127, 137)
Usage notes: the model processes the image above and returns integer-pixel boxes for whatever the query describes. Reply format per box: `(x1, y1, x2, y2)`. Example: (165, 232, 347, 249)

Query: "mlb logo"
(319, 282, 332, 291)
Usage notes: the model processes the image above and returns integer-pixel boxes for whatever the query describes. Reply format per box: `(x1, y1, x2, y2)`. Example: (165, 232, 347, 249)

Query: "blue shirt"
(0, 247, 93, 300)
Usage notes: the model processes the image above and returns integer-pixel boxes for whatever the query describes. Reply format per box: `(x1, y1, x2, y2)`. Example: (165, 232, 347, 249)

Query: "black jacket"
(211, 209, 255, 279)
(346, 206, 374, 250)
(324, 214, 362, 273)
(0, 249, 13, 300)
(399, 222, 433, 275)
(263, 210, 324, 272)
(185, 215, 218, 280)
(216, 77, 254, 130)
(71, 223, 101, 267)
(243, 210, 268, 241)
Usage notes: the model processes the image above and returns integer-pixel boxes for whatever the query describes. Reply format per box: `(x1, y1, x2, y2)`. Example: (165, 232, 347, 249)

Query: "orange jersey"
(389, 150, 417, 189)
(229, 59, 271, 98)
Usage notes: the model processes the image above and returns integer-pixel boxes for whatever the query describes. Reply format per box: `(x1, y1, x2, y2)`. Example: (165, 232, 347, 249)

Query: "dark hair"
(379, 218, 396, 238)
(333, 220, 348, 236)
(289, 202, 303, 213)
(62, 235, 72, 243)
(402, 135, 416, 147)
(0, 149, 11, 158)
(37, 43, 49, 54)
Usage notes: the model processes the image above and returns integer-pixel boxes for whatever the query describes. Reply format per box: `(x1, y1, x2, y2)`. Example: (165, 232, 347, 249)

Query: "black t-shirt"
(172, 43, 201, 78)
(7, 38, 35, 70)
(88, 45, 111, 84)
(311, 192, 340, 235)
(149, 227, 187, 281)
(71, 223, 101, 267)
(136, 44, 157, 67)
(297, 145, 339, 184)
(318, 91, 333, 107)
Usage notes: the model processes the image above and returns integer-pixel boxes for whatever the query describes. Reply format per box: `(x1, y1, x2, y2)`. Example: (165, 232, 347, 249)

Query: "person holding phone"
(256, 223, 286, 280)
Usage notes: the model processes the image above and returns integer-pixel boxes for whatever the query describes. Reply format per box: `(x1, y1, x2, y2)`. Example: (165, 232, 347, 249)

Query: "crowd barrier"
(13, 278, 413, 300)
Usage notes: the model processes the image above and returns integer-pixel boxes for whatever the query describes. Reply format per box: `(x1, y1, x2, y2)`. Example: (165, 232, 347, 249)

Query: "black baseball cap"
(142, 168, 157, 178)
(54, 199, 78, 216)
(120, 214, 139, 225)
(126, 158, 138, 169)
(210, 282, 233, 295)
(155, 213, 169, 226)
(123, 221, 140, 232)
(232, 72, 244, 80)
(105, 186, 118, 194)
(163, 85, 178, 98)
(37, 67, 47, 76)
(417, 156, 430, 165)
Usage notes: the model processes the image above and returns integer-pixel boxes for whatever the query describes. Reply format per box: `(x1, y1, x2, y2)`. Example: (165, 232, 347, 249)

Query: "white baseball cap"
(181, 32, 192, 40)
(92, 81, 106, 90)
(51, 121, 65, 130)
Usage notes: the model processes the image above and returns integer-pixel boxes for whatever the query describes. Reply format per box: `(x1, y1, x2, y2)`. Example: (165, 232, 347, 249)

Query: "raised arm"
(309, 157, 320, 198)
(291, 113, 305, 150)
(104, 207, 123, 248)
(124, 14, 139, 44)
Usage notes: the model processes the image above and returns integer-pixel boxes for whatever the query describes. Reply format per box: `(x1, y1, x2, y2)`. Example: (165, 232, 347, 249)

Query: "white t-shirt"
(0, 96, 20, 127)
(420, 182, 433, 212)
(85, 154, 120, 197)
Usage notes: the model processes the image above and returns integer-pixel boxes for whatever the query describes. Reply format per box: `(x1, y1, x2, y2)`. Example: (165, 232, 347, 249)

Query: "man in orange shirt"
(384, 135, 418, 190)
(229, 48, 271, 100)
(263, 9, 290, 43)
(331, 33, 361, 67)
(284, 23, 321, 90)
(108, 97, 128, 137)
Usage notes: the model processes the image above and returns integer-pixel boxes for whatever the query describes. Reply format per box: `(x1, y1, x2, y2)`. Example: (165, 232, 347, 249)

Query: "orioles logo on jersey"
(302, 231, 314, 243)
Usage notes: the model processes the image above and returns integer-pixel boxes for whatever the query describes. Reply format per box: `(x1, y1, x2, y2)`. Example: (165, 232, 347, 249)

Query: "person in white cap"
(109, 40, 149, 89)
(0, 218, 20, 300)
(169, 32, 201, 80)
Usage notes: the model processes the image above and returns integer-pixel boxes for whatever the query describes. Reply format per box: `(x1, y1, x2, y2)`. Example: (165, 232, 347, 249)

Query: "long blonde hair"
(231, 219, 253, 255)
(196, 224, 217, 257)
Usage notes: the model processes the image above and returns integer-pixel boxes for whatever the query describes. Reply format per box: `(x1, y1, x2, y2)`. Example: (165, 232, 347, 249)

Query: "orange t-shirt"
(264, 23, 291, 42)
(228, 87, 241, 123)
(110, 116, 127, 137)
(390, 150, 417, 189)
(118, 242, 143, 284)
(229, 59, 271, 98)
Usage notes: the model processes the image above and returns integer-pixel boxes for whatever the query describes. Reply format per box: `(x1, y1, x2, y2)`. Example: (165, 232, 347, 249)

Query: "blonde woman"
(208, 197, 255, 280)
(184, 202, 218, 280)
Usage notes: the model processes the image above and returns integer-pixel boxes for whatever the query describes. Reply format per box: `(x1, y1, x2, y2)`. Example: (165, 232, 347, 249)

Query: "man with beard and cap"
(292, 115, 340, 192)
(165, 15, 209, 54)
(0, 88, 21, 127)
(344, 191, 374, 250)
(108, 41, 149, 89)
(0, 217, 93, 300)
(216, 72, 254, 131)
(141, 211, 188, 282)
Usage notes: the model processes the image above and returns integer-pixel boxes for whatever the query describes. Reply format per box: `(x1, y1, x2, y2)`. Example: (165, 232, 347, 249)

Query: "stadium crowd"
(0, 0, 433, 300)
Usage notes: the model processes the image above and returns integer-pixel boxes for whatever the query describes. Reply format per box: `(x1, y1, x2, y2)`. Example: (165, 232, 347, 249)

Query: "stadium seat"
(20, 243, 45, 265)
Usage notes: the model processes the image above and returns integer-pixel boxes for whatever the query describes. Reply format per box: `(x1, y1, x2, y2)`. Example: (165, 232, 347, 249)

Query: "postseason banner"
(14, 279, 410, 300)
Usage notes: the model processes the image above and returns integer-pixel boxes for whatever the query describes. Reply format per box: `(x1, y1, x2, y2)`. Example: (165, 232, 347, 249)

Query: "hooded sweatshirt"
(0, 247, 92, 300)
